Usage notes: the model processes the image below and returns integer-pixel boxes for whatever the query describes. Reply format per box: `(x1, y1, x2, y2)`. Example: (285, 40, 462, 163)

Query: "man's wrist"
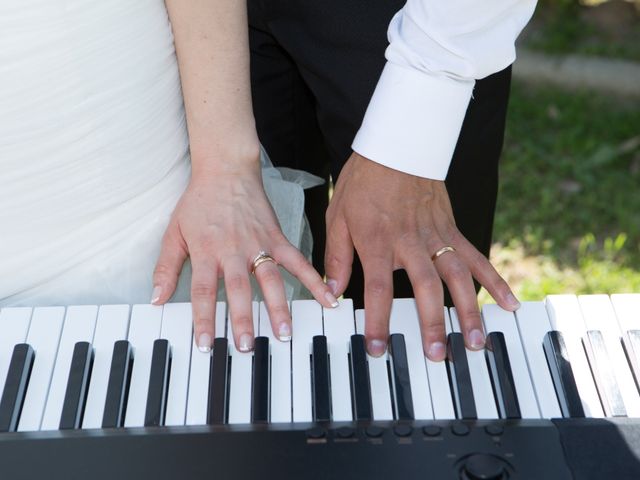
(352, 62, 474, 181)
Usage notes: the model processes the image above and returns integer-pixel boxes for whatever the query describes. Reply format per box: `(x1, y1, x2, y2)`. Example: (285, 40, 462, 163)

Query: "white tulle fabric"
(0, 0, 318, 307)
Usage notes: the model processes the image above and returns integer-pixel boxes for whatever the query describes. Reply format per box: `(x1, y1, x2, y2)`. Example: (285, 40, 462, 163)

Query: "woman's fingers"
(253, 259, 291, 342)
(152, 223, 188, 304)
(189, 254, 219, 353)
(275, 244, 338, 309)
(224, 255, 255, 352)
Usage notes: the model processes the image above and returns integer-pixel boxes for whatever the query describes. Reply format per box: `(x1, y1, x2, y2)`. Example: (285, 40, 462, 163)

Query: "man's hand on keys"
(324, 152, 521, 361)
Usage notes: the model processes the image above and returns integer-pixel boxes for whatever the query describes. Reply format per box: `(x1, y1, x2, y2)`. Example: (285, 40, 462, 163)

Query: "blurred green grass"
(480, 79, 640, 302)
(523, 0, 640, 61)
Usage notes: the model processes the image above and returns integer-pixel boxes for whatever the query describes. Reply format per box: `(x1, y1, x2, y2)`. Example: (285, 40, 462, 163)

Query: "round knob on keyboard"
(335, 426, 355, 439)
(459, 454, 508, 480)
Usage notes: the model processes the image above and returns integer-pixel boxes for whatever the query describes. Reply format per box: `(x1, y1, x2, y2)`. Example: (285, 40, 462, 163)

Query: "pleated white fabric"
(0, 0, 318, 307)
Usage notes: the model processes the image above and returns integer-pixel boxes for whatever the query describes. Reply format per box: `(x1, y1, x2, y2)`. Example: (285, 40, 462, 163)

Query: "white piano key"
(18, 307, 66, 431)
(41, 306, 98, 431)
(322, 299, 355, 422)
(259, 302, 291, 423)
(227, 302, 259, 424)
(292, 300, 323, 422)
(389, 299, 433, 420)
(425, 307, 456, 420)
(578, 294, 640, 416)
(355, 310, 393, 421)
(124, 304, 163, 427)
(160, 303, 194, 426)
(514, 302, 562, 418)
(186, 302, 226, 426)
(611, 294, 640, 331)
(0, 308, 32, 398)
(482, 304, 541, 419)
(82, 305, 131, 429)
(449, 308, 498, 419)
(545, 295, 604, 418)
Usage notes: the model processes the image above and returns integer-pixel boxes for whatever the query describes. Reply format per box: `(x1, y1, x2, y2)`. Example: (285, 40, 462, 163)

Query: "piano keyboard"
(1, 294, 640, 480)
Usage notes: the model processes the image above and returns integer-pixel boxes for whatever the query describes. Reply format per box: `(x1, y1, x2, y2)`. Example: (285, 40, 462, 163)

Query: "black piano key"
(207, 337, 229, 425)
(445, 332, 477, 420)
(312, 335, 331, 422)
(102, 340, 133, 428)
(251, 336, 270, 424)
(388, 333, 414, 421)
(485, 332, 521, 419)
(0, 344, 35, 432)
(543, 330, 585, 418)
(349, 334, 372, 421)
(623, 330, 640, 394)
(144, 339, 171, 427)
(583, 330, 626, 417)
(59, 342, 94, 430)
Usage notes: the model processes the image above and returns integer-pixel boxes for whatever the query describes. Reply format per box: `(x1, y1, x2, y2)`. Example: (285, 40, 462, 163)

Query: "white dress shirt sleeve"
(352, 0, 538, 180)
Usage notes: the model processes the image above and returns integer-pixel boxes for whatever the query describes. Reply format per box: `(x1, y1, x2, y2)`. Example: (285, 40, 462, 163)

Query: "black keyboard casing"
(4, 418, 639, 479)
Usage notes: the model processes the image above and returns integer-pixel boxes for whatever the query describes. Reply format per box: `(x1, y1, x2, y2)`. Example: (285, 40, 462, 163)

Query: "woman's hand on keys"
(151, 161, 338, 353)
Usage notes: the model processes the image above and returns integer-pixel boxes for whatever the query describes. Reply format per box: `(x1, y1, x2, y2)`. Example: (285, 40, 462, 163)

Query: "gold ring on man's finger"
(431, 246, 456, 262)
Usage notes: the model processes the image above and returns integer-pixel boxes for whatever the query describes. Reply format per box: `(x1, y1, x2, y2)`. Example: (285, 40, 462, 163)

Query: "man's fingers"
(324, 214, 354, 297)
(152, 224, 188, 304)
(403, 252, 446, 361)
(362, 254, 394, 357)
(275, 244, 339, 308)
(456, 237, 520, 311)
(190, 254, 218, 353)
(224, 255, 255, 352)
(253, 260, 291, 342)
(433, 251, 485, 350)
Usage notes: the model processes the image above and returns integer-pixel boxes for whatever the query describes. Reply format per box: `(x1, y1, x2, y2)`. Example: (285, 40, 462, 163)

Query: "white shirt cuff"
(352, 62, 474, 181)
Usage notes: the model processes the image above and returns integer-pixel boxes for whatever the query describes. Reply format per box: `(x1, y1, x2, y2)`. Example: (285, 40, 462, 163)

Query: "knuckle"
(419, 272, 442, 293)
(367, 279, 391, 297)
(231, 315, 252, 328)
(470, 250, 491, 272)
(225, 273, 249, 293)
(422, 318, 445, 336)
(153, 262, 174, 280)
(460, 309, 482, 325)
(269, 304, 290, 320)
(191, 283, 216, 299)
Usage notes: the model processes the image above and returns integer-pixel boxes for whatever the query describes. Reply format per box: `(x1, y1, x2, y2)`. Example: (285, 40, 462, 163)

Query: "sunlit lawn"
(480, 79, 640, 304)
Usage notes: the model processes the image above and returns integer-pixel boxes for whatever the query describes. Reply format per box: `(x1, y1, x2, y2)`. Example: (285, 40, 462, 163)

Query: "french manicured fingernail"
(367, 339, 387, 357)
(150, 285, 162, 304)
(505, 293, 521, 310)
(278, 322, 292, 342)
(427, 342, 446, 361)
(239, 333, 254, 352)
(326, 279, 338, 296)
(325, 291, 339, 308)
(469, 329, 485, 350)
(197, 333, 212, 353)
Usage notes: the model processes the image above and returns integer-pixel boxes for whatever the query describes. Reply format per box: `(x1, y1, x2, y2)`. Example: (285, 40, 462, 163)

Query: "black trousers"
(248, 1, 512, 308)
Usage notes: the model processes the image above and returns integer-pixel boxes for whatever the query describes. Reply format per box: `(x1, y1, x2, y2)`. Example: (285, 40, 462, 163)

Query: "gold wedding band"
(251, 250, 277, 274)
(431, 246, 456, 262)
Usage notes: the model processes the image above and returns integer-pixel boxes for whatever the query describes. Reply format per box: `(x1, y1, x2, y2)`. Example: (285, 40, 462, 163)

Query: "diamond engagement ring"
(251, 250, 277, 274)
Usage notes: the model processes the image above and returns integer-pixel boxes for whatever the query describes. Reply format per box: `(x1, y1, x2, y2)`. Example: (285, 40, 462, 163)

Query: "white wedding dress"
(0, 0, 318, 307)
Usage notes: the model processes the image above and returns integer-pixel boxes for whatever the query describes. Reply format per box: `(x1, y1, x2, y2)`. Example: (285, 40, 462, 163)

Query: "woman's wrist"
(190, 136, 261, 180)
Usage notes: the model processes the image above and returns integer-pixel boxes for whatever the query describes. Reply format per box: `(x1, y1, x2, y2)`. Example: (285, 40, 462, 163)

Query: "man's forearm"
(352, 0, 538, 180)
